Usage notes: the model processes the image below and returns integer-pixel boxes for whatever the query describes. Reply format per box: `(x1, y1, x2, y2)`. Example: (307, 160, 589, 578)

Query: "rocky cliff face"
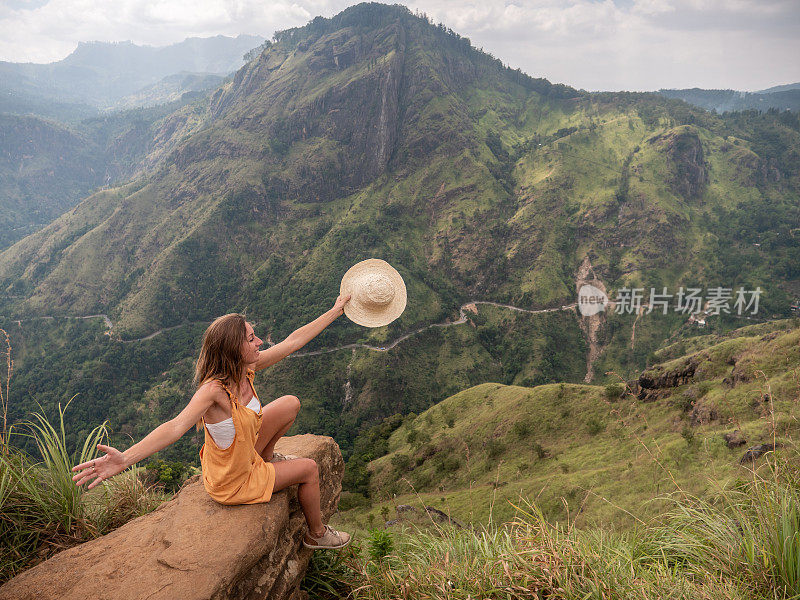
(0, 435, 342, 600)
(650, 127, 708, 201)
(212, 18, 407, 203)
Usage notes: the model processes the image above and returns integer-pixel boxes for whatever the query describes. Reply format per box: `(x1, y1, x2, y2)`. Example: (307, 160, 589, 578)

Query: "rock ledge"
(0, 434, 343, 600)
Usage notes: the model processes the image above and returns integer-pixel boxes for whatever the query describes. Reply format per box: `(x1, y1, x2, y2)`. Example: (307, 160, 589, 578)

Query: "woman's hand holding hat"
(340, 259, 407, 327)
(332, 293, 351, 315)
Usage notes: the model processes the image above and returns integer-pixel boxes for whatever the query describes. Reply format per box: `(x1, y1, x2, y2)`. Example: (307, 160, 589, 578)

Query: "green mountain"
(0, 94, 215, 251)
(1, 2, 799, 480)
(0, 114, 105, 249)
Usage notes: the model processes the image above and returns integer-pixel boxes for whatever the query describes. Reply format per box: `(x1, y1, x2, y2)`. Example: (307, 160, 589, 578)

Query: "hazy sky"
(1, 0, 798, 92)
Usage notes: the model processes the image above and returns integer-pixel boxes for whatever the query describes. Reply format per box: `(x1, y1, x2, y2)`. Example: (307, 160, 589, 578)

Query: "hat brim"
(340, 259, 407, 328)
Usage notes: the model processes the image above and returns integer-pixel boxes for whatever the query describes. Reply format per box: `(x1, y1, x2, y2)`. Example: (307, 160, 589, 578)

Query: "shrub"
(512, 419, 532, 438)
(390, 453, 411, 472)
(532, 442, 547, 459)
(486, 438, 506, 458)
(367, 529, 393, 563)
(681, 425, 695, 446)
(338, 492, 370, 511)
(436, 455, 461, 474)
(697, 381, 713, 397)
(586, 417, 606, 436)
(673, 389, 697, 412)
(411, 470, 432, 489)
(604, 383, 625, 401)
(144, 459, 192, 493)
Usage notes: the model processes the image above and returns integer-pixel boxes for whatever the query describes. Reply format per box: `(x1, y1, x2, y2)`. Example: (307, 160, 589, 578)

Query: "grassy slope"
(334, 319, 800, 537)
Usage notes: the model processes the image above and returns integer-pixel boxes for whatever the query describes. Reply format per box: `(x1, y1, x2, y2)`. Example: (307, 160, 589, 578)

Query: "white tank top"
(204, 397, 261, 450)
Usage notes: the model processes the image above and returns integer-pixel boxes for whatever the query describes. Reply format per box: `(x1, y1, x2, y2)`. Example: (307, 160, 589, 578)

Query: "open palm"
(72, 444, 127, 489)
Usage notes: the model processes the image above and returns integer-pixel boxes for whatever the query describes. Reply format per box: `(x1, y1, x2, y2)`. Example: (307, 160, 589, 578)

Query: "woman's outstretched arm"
(251, 294, 351, 371)
(72, 384, 216, 489)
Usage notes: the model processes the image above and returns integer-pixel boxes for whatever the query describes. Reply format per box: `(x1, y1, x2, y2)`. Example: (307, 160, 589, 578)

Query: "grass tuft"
(0, 339, 167, 584)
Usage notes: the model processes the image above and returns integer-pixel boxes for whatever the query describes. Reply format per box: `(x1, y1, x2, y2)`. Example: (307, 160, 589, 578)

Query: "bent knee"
(283, 394, 301, 415)
(301, 458, 319, 481)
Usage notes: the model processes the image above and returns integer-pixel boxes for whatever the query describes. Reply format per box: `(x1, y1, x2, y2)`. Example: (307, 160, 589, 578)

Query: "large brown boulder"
(0, 434, 344, 600)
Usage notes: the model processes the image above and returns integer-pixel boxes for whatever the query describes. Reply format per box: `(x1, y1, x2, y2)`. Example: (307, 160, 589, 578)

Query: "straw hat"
(340, 259, 406, 327)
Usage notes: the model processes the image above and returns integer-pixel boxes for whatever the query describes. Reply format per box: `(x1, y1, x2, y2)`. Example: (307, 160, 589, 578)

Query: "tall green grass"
(308, 390, 800, 599)
(0, 403, 168, 583)
(646, 454, 800, 598)
(312, 467, 800, 599)
(0, 333, 167, 584)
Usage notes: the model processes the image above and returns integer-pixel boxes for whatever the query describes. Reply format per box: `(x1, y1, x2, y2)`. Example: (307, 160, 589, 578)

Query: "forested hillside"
(1, 2, 798, 483)
(0, 95, 215, 251)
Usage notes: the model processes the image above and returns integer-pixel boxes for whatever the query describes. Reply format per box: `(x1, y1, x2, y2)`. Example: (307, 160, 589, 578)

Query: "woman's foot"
(302, 525, 352, 549)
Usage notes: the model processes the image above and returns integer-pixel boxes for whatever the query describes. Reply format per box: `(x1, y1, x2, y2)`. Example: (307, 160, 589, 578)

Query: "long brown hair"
(194, 314, 248, 430)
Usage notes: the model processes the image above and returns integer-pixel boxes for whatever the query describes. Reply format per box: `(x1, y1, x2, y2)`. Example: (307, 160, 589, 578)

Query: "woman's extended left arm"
(252, 294, 351, 371)
(72, 385, 215, 489)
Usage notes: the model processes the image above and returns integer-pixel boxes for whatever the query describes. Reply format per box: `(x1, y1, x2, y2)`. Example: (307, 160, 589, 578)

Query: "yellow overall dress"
(199, 369, 276, 504)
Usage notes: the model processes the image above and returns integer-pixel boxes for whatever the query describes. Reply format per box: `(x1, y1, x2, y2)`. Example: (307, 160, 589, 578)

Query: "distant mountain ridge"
(0, 34, 264, 250)
(0, 34, 265, 112)
(660, 84, 800, 113)
(758, 82, 800, 95)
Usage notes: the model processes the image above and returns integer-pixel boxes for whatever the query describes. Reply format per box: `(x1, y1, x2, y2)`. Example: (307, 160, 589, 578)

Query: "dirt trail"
(575, 256, 607, 383)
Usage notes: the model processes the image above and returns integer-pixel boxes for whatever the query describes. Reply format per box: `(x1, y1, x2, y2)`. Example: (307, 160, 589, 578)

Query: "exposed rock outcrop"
(648, 127, 707, 202)
(0, 435, 343, 600)
(740, 442, 780, 464)
(637, 356, 699, 401)
(723, 430, 747, 448)
(689, 399, 720, 426)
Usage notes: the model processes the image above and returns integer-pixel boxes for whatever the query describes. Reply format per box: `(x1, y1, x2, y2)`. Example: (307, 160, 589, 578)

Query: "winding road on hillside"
(291, 300, 577, 357)
(2, 298, 769, 366)
(0, 301, 578, 355)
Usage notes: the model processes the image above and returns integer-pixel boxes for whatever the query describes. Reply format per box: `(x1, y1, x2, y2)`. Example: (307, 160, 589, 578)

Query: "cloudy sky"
(0, 0, 798, 92)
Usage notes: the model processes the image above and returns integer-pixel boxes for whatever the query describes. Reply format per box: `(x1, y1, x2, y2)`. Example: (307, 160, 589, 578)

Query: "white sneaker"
(302, 525, 352, 550)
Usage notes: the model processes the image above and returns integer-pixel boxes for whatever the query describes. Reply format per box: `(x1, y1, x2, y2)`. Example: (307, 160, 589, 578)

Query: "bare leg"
(259, 420, 294, 462)
(272, 458, 325, 539)
(254, 395, 301, 460)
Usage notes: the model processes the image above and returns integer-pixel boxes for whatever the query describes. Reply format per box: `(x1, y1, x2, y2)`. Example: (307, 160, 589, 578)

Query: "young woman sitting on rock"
(72, 296, 353, 550)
